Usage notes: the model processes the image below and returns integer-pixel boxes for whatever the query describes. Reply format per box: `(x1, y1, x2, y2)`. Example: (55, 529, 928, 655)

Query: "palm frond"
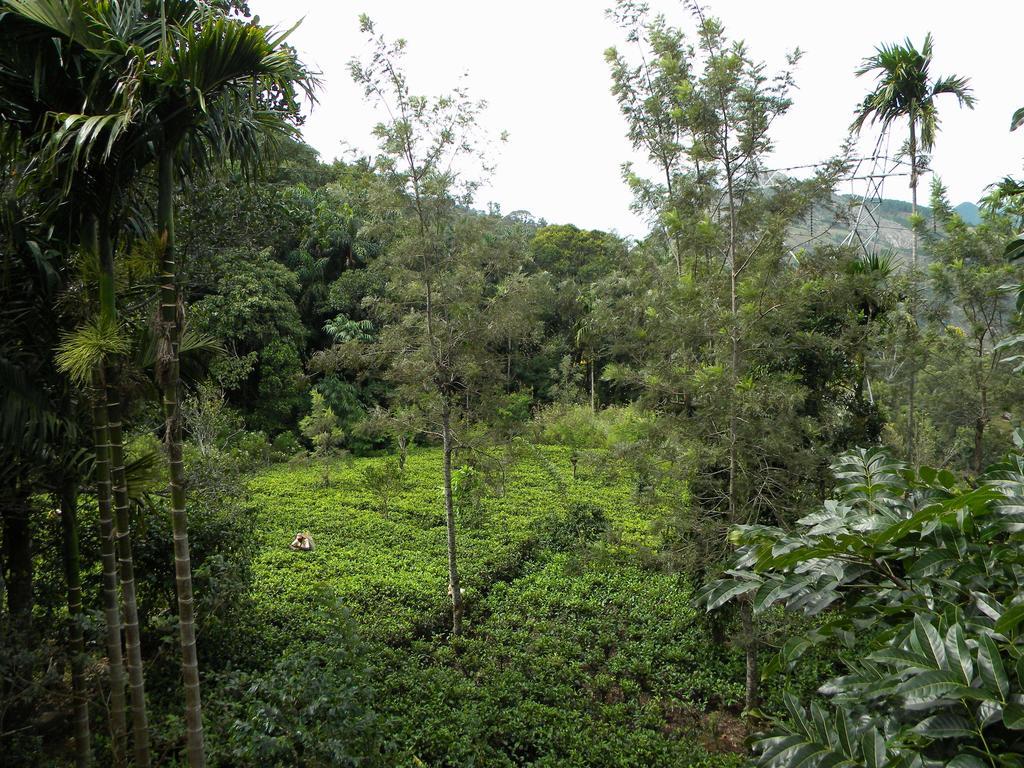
(55, 313, 130, 383)
(1012, 107, 1024, 133)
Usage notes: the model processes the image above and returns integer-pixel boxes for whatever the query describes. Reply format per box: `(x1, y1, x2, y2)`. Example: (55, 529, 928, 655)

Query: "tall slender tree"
(851, 33, 974, 464)
(851, 33, 975, 268)
(605, 0, 847, 710)
(144, 8, 316, 763)
(847, 34, 974, 462)
(3, 4, 314, 764)
(349, 17, 545, 634)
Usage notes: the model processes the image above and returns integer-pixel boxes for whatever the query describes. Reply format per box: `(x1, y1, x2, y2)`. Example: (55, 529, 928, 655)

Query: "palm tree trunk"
(60, 479, 92, 767)
(107, 394, 151, 766)
(157, 149, 205, 768)
(910, 121, 918, 269)
(441, 398, 464, 635)
(91, 372, 128, 768)
(97, 213, 152, 767)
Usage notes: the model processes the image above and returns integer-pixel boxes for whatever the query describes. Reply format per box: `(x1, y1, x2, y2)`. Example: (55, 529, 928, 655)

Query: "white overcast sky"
(252, 0, 1023, 238)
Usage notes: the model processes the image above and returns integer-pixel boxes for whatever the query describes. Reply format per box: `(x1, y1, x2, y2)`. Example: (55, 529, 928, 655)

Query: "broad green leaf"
(912, 616, 946, 670)
(1013, 107, 1024, 131)
(897, 669, 965, 706)
(1004, 703, 1024, 729)
(757, 733, 806, 764)
(944, 624, 973, 685)
(1007, 233, 1024, 262)
(834, 709, 853, 756)
(995, 602, 1024, 636)
(947, 756, 988, 768)
(861, 728, 885, 768)
(702, 578, 757, 610)
(908, 549, 955, 578)
(867, 647, 932, 671)
(978, 635, 1009, 700)
(913, 712, 972, 739)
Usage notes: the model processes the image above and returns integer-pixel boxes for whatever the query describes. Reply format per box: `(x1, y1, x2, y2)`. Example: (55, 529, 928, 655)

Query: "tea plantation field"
(244, 447, 752, 767)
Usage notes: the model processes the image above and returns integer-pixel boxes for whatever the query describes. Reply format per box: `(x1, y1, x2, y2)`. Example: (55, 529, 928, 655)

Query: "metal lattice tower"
(755, 131, 912, 264)
(841, 131, 911, 259)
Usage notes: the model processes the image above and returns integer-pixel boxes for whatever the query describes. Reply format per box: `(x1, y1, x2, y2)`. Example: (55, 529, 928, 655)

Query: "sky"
(253, 0, 1023, 238)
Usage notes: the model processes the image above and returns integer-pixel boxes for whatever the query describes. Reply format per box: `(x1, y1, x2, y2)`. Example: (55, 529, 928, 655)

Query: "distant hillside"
(785, 195, 981, 265)
(955, 202, 982, 225)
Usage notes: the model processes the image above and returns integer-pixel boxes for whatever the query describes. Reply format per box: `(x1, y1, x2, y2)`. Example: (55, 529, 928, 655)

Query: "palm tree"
(2, 6, 313, 764)
(0, 126, 98, 764)
(851, 33, 975, 268)
(0, 7, 140, 762)
(851, 34, 974, 463)
(3, 6, 164, 761)
(143, 9, 316, 765)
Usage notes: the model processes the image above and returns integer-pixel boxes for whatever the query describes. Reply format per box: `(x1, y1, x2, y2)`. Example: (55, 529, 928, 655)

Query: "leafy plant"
(299, 391, 344, 487)
(361, 458, 402, 518)
(701, 446, 1024, 766)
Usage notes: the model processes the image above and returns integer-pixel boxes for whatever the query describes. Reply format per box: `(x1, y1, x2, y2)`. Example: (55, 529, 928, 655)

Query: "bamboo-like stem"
(97, 210, 152, 767)
(60, 479, 93, 767)
(107, 392, 151, 766)
(157, 148, 205, 768)
(91, 370, 128, 768)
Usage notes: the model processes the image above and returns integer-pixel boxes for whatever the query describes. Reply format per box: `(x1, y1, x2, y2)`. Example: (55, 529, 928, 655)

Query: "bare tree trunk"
(974, 382, 988, 475)
(441, 399, 463, 635)
(907, 120, 918, 464)
(90, 374, 128, 768)
(158, 150, 205, 768)
(107, 394, 151, 766)
(60, 480, 92, 767)
(590, 358, 596, 413)
(741, 600, 758, 711)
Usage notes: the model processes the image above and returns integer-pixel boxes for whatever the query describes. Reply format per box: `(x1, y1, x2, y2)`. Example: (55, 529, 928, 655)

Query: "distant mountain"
(954, 202, 981, 225)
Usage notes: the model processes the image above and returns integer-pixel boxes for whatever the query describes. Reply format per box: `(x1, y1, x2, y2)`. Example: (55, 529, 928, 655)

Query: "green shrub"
(361, 458, 403, 518)
(270, 431, 303, 462)
(703, 447, 1024, 766)
(204, 626, 384, 767)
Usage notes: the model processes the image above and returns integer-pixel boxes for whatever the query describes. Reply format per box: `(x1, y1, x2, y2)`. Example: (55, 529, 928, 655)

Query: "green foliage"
(377, 553, 745, 767)
(299, 391, 344, 457)
(191, 247, 308, 429)
(54, 314, 130, 384)
(360, 458, 402, 518)
(245, 447, 622, 647)
(269, 431, 302, 461)
(315, 375, 368, 449)
(702, 446, 1024, 766)
(299, 390, 344, 486)
(204, 632, 383, 767)
(245, 446, 745, 766)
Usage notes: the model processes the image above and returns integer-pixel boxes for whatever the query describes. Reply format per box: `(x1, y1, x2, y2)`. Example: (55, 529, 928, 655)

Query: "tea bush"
(242, 446, 757, 766)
